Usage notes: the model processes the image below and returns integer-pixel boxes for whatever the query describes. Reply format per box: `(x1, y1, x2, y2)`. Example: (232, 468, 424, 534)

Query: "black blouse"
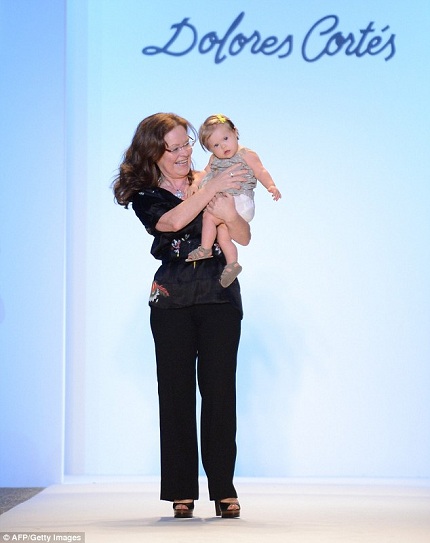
(132, 188, 243, 317)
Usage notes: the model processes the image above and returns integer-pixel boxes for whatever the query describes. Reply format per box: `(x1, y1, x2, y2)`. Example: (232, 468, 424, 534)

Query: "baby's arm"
(243, 149, 282, 201)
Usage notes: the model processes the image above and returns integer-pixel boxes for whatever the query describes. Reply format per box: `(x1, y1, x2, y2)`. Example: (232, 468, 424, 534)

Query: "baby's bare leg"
(186, 210, 219, 262)
(216, 223, 238, 264)
(201, 210, 219, 250)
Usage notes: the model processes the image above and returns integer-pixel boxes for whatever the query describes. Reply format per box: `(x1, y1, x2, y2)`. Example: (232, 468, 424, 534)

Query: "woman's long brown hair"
(112, 113, 195, 208)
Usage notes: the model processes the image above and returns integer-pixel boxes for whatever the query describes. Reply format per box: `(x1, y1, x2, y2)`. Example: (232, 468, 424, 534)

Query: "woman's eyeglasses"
(165, 137, 195, 155)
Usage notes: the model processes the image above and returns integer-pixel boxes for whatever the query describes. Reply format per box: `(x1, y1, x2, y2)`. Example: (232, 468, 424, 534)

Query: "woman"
(112, 113, 250, 518)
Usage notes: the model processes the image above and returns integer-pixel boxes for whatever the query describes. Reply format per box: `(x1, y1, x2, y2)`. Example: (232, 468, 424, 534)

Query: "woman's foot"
(186, 246, 213, 262)
(219, 262, 242, 288)
(215, 498, 240, 518)
(173, 499, 194, 518)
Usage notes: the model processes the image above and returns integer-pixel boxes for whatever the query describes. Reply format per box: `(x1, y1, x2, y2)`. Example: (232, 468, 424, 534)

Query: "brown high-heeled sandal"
(173, 500, 194, 518)
(215, 499, 240, 518)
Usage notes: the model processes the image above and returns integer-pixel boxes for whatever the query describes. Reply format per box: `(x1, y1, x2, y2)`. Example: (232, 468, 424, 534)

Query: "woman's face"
(206, 124, 239, 159)
(157, 125, 193, 180)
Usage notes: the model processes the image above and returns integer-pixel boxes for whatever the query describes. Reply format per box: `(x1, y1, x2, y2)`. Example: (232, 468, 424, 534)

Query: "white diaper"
(233, 193, 255, 222)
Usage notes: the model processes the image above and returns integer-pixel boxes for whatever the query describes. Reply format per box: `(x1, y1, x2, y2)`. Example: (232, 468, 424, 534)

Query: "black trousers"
(150, 303, 241, 501)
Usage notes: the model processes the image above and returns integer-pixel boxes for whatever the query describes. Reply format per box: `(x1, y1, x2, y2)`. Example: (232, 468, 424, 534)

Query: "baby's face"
(207, 124, 239, 159)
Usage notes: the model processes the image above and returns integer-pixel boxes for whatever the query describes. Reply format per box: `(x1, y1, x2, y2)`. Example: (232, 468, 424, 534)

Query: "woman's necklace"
(159, 176, 187, 199)
(173, 186, 185, 199)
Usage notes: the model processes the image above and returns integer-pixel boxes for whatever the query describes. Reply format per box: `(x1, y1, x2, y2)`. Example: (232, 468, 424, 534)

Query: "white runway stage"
(1, 479, 429, 543)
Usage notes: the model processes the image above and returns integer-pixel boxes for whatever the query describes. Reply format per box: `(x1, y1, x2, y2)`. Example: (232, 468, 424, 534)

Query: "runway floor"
(0, 478, 429, 542)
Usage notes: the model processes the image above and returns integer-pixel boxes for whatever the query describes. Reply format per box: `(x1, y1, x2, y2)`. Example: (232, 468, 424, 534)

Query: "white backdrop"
(64, 0, 430, 478)
(1, 0, 429, 485)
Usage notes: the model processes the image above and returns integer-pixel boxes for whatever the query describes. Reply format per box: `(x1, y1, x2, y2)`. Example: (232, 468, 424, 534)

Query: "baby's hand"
(268, 185, 282, 201)
(187, 183, 200, 197)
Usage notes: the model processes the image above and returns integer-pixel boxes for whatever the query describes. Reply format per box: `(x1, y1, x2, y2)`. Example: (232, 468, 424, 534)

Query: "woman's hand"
(208, 164, 247, 194)
(206, 192, 237, 222)
(207, 193, 251, 246)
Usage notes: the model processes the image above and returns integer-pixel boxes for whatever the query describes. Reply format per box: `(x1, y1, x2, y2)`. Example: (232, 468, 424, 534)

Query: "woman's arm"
(155, 165, 247, 232)
(206, 192, 251, 246)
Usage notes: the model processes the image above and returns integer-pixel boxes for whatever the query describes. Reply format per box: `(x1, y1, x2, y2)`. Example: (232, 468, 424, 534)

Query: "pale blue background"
(1, 0, 429, 486)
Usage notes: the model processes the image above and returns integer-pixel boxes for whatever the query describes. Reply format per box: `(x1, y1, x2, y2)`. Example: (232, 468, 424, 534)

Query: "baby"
(186, 114, 281, 287)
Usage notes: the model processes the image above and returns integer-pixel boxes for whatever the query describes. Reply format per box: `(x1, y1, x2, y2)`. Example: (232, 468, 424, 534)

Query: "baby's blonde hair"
(198, 114, 239, 151)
